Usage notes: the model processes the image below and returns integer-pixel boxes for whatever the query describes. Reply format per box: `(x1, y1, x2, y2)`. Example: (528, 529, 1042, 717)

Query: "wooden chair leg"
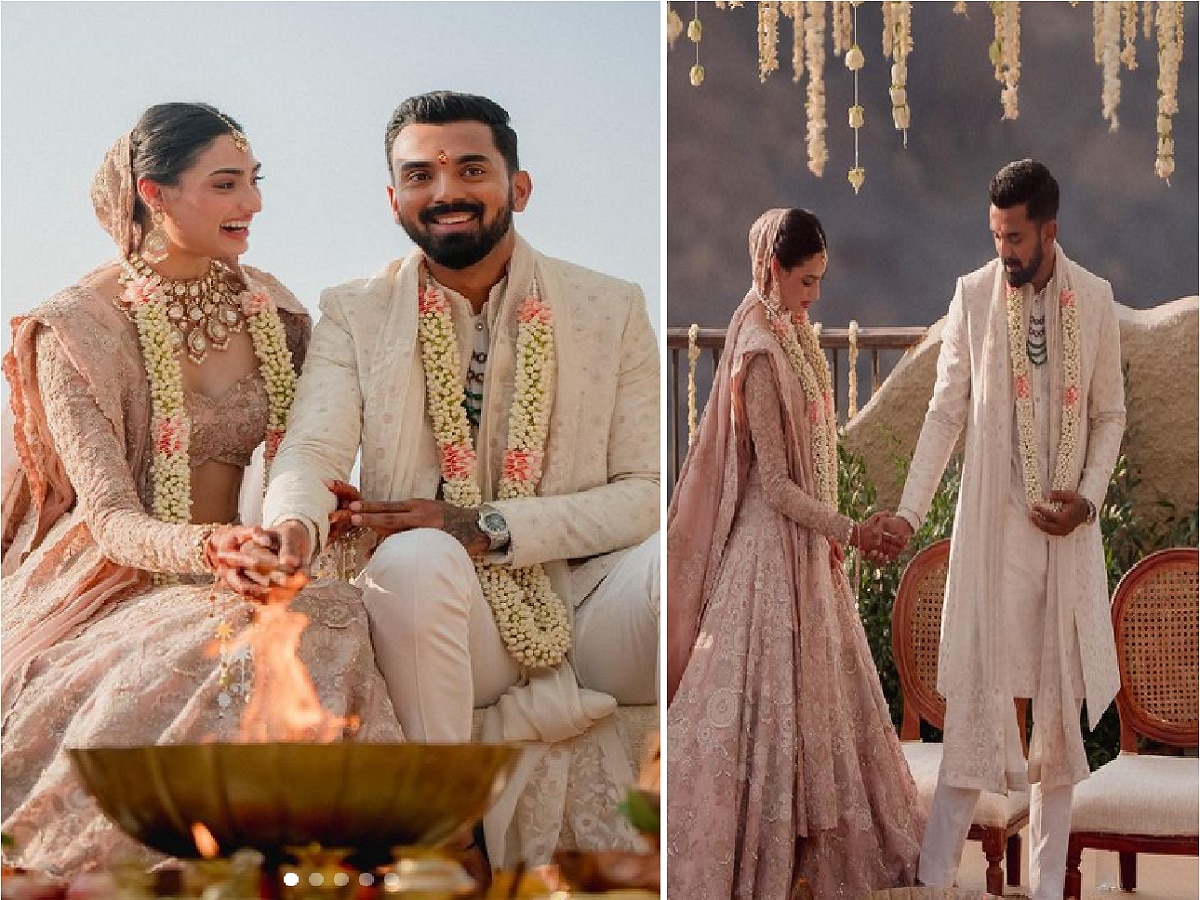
(1118, 851, 1137, 892)
(1064, 836, 1084, 900)
(981, 828, 1005, 898)
(1006, 833, 1022, 887)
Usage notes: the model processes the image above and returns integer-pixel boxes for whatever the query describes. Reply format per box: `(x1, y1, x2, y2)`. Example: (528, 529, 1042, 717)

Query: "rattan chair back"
(891, 539, 952, 738)
(1111, 547, 1199, 750)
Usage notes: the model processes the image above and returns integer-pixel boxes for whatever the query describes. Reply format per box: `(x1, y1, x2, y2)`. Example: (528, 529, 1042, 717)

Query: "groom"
(224, 90, 659, 862)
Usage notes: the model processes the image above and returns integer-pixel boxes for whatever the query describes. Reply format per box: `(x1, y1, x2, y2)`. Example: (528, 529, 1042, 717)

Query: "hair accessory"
(207, 107, 249, 153)
(141, 209, 171, 265)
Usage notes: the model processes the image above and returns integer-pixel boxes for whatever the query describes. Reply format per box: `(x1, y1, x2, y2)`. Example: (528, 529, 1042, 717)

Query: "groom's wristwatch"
(477, 505, 511, 552)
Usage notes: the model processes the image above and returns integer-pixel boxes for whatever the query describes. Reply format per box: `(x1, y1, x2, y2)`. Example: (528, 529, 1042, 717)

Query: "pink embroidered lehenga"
(666, 210, 924, 899)
(0, 135, 402, 876)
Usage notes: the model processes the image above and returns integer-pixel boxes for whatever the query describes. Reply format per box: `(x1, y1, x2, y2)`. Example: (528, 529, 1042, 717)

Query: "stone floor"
(953, 828, 1198, 899)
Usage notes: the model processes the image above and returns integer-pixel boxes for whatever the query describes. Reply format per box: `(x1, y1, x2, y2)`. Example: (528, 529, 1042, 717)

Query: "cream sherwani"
(262, 234, 659, 865)
(899, 245, 1125, 898)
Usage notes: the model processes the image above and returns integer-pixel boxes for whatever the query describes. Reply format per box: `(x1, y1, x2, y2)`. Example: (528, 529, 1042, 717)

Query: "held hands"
(1030, 490, 1091, 536)
(848, 512, 913, 565)
(206, 523, 310, 603)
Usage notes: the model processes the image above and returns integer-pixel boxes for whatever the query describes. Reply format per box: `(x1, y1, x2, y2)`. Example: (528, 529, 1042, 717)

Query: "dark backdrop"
(667, 2, 1199, 328)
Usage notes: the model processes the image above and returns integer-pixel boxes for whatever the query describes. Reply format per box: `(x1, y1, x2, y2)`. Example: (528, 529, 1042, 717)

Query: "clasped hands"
(848, 511, 911, 565)
(206, 480, 490, 601)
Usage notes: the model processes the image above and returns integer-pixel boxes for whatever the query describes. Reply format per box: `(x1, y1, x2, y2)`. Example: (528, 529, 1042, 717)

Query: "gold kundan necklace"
(118, 253, 245, 364)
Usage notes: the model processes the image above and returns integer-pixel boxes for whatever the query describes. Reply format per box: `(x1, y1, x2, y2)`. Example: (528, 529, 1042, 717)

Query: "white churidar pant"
(358, 528, 659, 742)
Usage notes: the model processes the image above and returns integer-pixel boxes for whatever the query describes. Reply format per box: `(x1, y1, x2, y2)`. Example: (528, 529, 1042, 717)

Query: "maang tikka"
(141, 208, 170, 265)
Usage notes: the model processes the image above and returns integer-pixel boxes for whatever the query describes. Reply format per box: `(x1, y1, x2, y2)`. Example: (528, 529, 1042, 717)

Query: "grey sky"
(0, 1, 662, 353)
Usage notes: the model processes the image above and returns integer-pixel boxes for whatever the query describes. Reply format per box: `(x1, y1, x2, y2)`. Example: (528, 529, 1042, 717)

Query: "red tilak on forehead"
(437, 150, 450, 165)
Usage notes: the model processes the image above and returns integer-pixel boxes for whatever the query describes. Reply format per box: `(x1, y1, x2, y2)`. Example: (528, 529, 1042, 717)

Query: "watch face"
(483, 512, 506, 532)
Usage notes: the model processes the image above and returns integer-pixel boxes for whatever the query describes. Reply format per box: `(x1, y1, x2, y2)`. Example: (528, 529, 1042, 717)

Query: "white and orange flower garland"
(763, 298, 839, 507)
(118, 260, 296, 524)
(1005, 283, 1081, 509)
(416, 275, 571, 670)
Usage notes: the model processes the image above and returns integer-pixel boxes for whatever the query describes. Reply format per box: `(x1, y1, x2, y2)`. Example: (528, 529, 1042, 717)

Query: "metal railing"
(666, 324, 928, 487)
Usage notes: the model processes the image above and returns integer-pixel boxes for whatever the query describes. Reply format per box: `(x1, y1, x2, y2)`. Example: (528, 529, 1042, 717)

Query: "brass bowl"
(67, 743, 520, 864)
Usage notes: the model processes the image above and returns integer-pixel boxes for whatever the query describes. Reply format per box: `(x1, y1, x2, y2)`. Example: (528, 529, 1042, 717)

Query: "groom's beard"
(1003, 240, 1044, 289)
(401, 197, 514, 270)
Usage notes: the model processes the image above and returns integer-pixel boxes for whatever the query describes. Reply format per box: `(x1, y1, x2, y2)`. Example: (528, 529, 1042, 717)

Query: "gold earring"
(141, 209, 170, 264)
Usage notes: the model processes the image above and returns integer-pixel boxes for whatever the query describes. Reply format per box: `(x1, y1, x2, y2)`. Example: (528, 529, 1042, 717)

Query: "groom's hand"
(348, 498, 490, 557)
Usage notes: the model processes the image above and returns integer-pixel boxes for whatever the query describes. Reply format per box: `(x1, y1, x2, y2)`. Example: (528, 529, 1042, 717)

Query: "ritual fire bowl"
(67, 742, 520, 864)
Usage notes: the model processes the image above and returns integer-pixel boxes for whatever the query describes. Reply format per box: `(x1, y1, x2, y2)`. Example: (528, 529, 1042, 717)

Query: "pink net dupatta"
(666, 210, 787, 704)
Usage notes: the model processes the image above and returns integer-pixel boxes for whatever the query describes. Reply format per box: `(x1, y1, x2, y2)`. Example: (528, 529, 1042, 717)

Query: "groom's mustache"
(419, 201, 486, 225)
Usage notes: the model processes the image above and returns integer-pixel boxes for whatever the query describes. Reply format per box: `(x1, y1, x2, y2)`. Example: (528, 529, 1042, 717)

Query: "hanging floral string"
(990, 1, 1022, 120)
(786, 1, 805, 82)
(1099, 1, 1123, 130)
(1121, 1, 1139, 69)
(847, 319, 860, 419)
(1143, 0, 1155, 41)
(759, 1, 780, 82)
(804, 1, 828, 176)
(689, 2, 706, 86)
(884, 1, 913, 143)
(686, 323, 701, 447)
(847, 2, 866, 193)
(952, 1, 968, 14)
(1155, 0, 1184, 182)
(667, 4, 684, 50)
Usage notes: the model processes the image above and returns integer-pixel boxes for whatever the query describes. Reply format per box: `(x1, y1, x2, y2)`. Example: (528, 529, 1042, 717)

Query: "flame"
(237, 600, 359, 742)
(191, 822, 220, 859)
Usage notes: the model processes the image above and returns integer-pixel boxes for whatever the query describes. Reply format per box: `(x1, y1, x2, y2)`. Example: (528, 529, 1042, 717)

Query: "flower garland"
(1005, 283, 1081, 508)
(1099, 0, 1123, 131)
(763, 298, 838, 506)
(990, 1, 1022, 120)
(686, 323, 701, 447)
(847, 319, 860, 419)
(885, 1, 913, 141)
(1154, 0, 1183, 182)
(117, 259, 296, 523)
(416, 274, 571, 670)
(759, 0, 780, 83)
(846, 1, 866, 193)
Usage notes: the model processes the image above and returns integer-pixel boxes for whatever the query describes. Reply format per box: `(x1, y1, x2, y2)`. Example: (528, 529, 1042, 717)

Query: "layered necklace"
(761, 291, 839, 507)
(1005, 282, 1082, 508)
(416, 271, 571, 670)
(114, 256, 297, 523)
(120, 252, 246, 364)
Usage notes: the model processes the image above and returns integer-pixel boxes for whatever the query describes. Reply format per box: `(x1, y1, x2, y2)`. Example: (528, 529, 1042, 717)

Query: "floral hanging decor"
(667, 4, 683, 49)
(846, 1, 866, 193)
(1099, 0, 1123, 131)
(759, 1, 780, 83)
(803, 1, 829, 176)
(1155, 0, 1184, 182)
(990, 1, 1022, 120)
(884, 1, 913, 141)
(688, 2, 706, 86)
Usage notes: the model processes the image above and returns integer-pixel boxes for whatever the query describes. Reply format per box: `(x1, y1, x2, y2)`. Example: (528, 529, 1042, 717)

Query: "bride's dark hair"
(774, 208, 827, 270)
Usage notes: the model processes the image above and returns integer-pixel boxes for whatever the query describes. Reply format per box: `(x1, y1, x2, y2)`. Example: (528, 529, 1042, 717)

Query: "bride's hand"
(207, 525, 279, 601)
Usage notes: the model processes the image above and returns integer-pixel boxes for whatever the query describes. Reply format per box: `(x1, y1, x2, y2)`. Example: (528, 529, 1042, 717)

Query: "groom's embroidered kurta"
(898, 244, 1125, 794)
(261, 233, 659, 864)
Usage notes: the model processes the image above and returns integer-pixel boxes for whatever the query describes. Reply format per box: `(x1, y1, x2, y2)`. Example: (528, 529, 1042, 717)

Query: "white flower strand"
(1005, 284, 1082, 508)
(990, 1, 1022, 120)
(885, 1, 913, 140)
(415, 275, 571, 670)
(847, 319, 860, 419)
(759, 0, 780, 83)
(847, 0, 866, 193)
(1155, 0, 1183, 182)
(1121, 1, 1139, 70)
(1100, 0, 1123, 131)
(118, 262, 295, 524)
(804, 1, 828, 176)
(764, 303, 838, 506)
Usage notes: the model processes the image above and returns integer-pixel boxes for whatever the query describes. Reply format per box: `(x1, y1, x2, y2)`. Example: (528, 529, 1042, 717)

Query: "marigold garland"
(117, 260, 295, 524)
(415, 274, 571, 670)
(1005, 283, 1081, 509)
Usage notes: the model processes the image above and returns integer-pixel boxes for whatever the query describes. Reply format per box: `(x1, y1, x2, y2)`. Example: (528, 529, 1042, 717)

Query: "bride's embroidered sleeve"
(35, 328, 214, 574)
(743, 354, 855, 544)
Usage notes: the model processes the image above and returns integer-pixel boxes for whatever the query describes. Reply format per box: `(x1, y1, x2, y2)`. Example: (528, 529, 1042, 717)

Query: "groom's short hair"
(384, 91, 520, 178)
(989, 158, 1060, 224)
